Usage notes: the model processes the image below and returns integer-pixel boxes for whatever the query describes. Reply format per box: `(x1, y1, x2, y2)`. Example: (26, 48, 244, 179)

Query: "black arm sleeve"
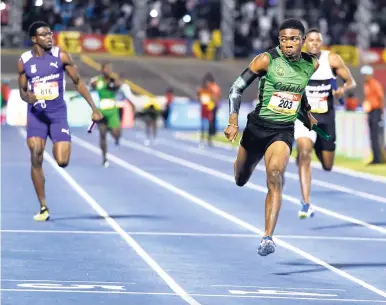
(300, 93, 311, 113)
(298, 94, 312, 129)
(229, 68, 262, 115)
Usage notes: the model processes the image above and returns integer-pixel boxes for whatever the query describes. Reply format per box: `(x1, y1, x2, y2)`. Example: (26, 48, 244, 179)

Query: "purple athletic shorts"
(26, 102, 71, 143)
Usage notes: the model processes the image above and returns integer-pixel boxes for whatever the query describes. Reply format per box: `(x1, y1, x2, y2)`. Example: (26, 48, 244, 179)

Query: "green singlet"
(254, 46, 316, 123)
(91, 75, 121, 129)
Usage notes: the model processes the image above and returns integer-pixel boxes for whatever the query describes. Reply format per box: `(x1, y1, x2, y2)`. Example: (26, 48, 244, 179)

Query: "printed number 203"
(278, 99, 293, 109)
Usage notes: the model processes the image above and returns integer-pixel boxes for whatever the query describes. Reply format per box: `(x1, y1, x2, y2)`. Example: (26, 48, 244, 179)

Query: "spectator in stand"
(1, 81, 11, 124)
(162, 88, 174, 128)
(361, 65, 385, 165)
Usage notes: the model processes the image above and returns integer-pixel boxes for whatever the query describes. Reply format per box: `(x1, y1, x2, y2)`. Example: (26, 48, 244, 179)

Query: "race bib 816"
(34, 82, 59, 100)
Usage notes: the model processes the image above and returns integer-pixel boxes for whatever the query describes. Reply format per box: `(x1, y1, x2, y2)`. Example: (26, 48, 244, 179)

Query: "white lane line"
(2, 230, 117, 235)
(3, 230, 386, 242)
(211, 285, 346, 291)
(159, 138, 386, 204)
(2, 279, 136, 284)
(3, 289, 386, 302)
(1, 289, 174, 296)
(18, 129, 201, 305)
(172, 132, 386, 184)
(119, 137, 386, 234)
(72, 135, 386, 299)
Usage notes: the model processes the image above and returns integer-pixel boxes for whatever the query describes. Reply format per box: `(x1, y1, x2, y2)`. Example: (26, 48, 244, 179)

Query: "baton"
(296, 112, 331, 141)
(87, 121, 96, 133)
(330, 78, 344, 105)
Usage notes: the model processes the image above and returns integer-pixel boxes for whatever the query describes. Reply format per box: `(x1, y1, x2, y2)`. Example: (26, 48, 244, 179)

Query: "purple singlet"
(20, 46, 71, 142)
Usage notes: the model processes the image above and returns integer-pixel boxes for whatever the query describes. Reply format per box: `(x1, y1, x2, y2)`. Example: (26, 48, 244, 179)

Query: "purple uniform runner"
(20, 46, 71, 142)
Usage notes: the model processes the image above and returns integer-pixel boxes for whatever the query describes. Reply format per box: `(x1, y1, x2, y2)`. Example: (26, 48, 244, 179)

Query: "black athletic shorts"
(240, 112, 295, 156)
(143, 106, 159, 121)
(314, 119, 336, 152)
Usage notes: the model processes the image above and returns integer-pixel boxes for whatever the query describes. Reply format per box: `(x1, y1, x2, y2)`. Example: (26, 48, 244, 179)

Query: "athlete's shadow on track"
(311, 222, 386, 230)
(309, 190, 347, 196)
(273, 261, 386, 275)
(50, 214, 167, 221)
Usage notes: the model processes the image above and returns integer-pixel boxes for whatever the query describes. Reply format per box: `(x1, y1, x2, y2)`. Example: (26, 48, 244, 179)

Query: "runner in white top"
(294, 28, 356, 219)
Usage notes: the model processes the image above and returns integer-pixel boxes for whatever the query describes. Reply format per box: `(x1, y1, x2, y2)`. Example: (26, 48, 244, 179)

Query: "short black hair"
(204, 72, 215, 82)
(306, 28, 321, 35)
(279, 18, 305, 35)
(28, 21, 49, 37)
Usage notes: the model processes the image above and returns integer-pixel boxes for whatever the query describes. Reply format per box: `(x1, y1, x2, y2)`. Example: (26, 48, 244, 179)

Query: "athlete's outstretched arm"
(329, 53, 356, 97)
(61, 51, 100, 113)
(88, 76, 99, 90)
(69, 76, 98, 101)
(120, 83, 140, 106)
(224, 53, 270, 141)
(17, 59, 37, 104)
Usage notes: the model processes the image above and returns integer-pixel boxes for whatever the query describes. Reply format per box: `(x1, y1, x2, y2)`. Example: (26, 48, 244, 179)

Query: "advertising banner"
(104, 34, 135, 56)
(329, 45, 360, 67)
(360, 48, 386, 65)
(81, 34, 107, 53)
(53, 32, 135, 56)
(53, 31, 82, 54)
(50, 30, 386, 64)
(143, 38, 217, 59)
(143, 39, 187, 56)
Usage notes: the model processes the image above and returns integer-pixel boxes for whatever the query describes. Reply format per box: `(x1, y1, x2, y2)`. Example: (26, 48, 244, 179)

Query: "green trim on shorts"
(99, 107, 121, 129)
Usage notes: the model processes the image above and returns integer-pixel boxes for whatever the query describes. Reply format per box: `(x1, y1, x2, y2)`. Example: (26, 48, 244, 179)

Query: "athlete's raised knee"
(235, 173, 248, 187)
(57, 160, 69, 168)
(234, 162, 250, 187)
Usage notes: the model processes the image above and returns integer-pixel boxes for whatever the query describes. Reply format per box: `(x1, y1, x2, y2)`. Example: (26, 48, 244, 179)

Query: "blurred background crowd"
(1, 0, 385, 56)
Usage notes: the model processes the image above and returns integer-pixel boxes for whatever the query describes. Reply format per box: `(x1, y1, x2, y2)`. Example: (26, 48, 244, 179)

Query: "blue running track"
(2, 125, 386, 305)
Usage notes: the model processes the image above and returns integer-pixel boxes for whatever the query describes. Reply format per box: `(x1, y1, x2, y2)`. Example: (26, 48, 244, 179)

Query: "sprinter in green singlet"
(224, 19, 319, 256)
(90, 63, 122, 167)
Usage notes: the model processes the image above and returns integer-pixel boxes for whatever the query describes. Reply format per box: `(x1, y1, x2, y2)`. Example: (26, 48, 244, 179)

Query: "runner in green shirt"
(224, 19, 320, 256)
(90, 63, 122, 167)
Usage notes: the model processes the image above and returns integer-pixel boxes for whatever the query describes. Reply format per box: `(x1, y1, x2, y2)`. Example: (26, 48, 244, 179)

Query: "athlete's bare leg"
(28, 137, 48, 210)
(150, 118, 157, 140)
(98, 122, 108, 165)
(53, 141, 71, 168)
(234, 145, 264, 187)
(28, 136, 51, 221)
(256, 141, 290, 256)
(111, 127, 121, 146)
(263, 141, 290, 237)
(316, 150, 334, 171)
(296, 137, 313, 204)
